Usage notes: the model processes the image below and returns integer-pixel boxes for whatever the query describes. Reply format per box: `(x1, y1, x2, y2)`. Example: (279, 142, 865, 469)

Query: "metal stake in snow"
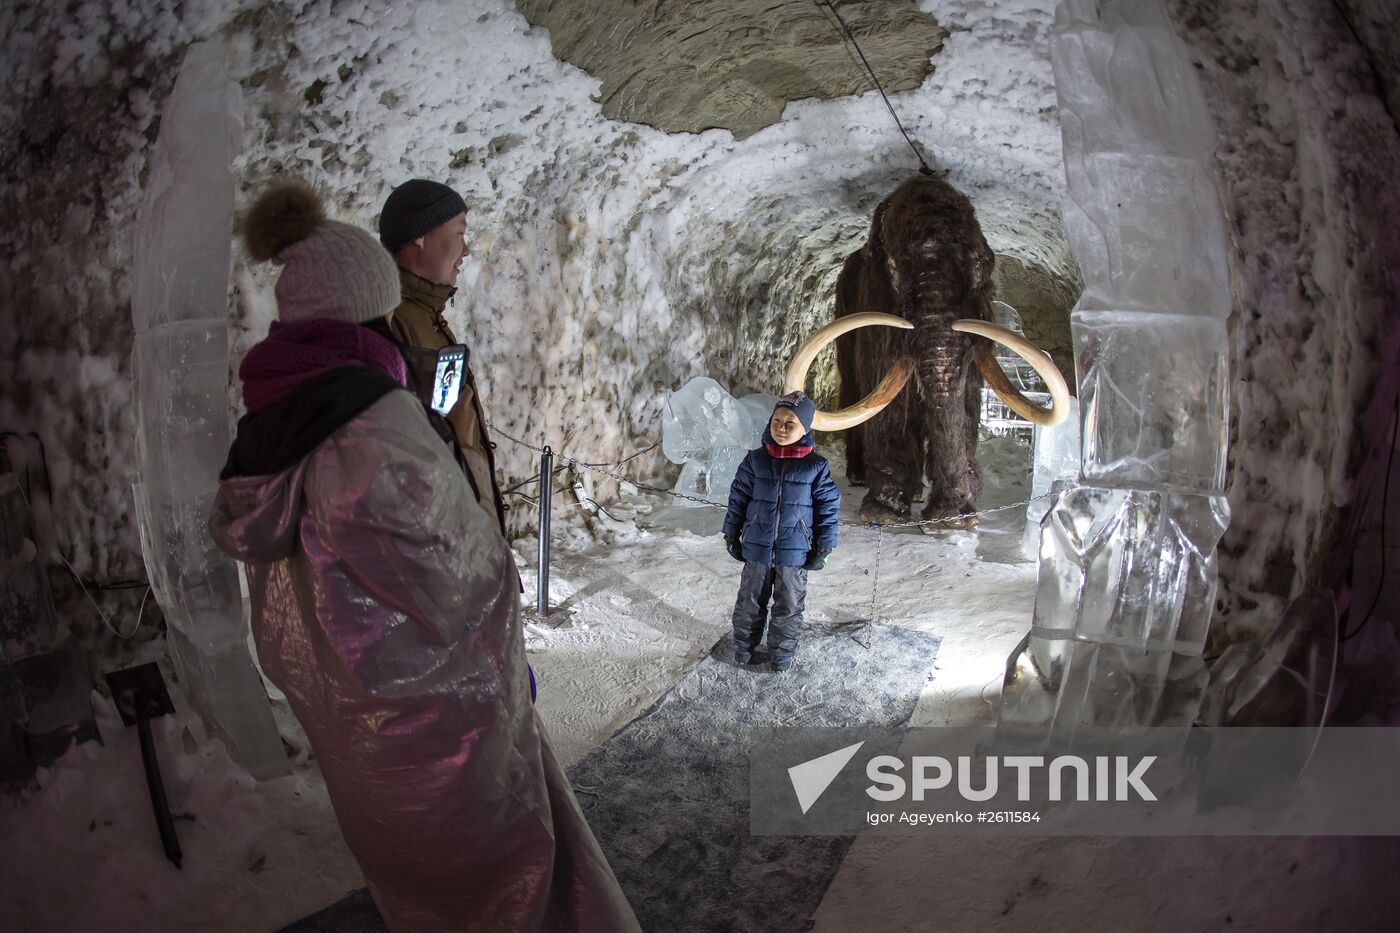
(537, 446, 553, 617)
(104, 663, 182, 869)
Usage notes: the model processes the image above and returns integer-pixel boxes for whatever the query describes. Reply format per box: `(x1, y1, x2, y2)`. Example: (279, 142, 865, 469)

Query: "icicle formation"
(130, 42, 286, 779)
(999, 0, 1232, 738)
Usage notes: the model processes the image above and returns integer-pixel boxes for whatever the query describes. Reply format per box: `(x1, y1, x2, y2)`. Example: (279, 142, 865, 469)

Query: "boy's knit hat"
(242, 179, 399, 325)
(774, 391, 816, 433)
(378, 179, 467, 253)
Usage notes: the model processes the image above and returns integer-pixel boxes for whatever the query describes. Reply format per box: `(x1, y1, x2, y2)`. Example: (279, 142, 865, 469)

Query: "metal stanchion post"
(537, 446, 553, 617)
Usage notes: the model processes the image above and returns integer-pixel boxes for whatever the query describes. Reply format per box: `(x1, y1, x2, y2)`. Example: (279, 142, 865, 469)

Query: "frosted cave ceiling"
(515, 0, 948, 140)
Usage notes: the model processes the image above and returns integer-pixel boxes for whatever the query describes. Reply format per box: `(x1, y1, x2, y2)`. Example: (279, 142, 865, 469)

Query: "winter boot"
(770, 655, 793, 673)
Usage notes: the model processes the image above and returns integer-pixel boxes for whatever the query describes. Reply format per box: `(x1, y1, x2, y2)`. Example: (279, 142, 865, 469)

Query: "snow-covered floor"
(5, 439, 1399, 931)
(522, 435, 1039, 769)
(0, 689, 363, 931)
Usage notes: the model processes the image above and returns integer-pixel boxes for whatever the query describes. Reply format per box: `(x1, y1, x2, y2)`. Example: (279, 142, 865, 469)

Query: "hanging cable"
(1, 431, 53, 502)
(817, 0, 933, 175)
(1341, 393, 1399, 642)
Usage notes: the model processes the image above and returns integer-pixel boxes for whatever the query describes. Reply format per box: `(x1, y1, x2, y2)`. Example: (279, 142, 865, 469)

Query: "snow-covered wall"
(1168, 0, 1400, 675)
(0, 0, 1069, 571)
(2, 0, 1397, 679)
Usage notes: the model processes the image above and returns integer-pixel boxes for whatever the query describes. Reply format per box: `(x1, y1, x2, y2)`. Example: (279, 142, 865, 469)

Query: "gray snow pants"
(731, 561, 808, 657)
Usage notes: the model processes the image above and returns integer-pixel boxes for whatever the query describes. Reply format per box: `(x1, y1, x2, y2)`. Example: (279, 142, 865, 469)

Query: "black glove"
(725, 535, 744, 562)
(803, 547, 832, 571)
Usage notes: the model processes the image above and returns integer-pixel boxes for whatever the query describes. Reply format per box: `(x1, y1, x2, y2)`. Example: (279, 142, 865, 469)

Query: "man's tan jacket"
(389, 267, 508, 533)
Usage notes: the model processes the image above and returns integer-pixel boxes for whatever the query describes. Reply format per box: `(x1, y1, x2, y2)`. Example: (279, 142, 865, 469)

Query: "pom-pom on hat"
(378, 179, 467, 254)
(774, 391, 817, 433)
(242, 179, 400, 325)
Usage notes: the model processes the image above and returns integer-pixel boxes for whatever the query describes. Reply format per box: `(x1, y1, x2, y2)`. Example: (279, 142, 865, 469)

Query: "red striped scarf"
(765, 442, 813, 459)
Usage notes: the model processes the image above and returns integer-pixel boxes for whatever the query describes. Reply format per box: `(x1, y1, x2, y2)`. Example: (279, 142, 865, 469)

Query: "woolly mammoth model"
(789, 174, 1068, 528)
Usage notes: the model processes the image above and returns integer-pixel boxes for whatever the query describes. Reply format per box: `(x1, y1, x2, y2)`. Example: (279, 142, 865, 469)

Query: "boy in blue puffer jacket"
(722, 392, 841, 673)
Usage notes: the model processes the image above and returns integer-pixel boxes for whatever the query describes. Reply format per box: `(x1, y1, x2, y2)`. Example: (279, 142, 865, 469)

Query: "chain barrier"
(487, 423, 1052, 530)
(855, 525, 886, 649)
(488, 424, 1056, 646)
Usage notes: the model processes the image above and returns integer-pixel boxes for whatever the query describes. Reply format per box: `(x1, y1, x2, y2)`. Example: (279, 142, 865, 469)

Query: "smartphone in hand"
(431, 344, 469, 415)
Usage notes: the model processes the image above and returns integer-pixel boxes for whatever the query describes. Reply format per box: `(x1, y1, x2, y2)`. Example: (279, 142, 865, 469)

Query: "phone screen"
(431, 345, 468, 415)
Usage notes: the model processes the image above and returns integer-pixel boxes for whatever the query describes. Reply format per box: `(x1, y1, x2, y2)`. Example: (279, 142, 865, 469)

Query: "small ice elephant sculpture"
(662, 377, 777, 508)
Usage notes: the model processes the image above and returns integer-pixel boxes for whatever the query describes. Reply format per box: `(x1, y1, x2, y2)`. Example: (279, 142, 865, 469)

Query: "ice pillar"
(999, 0, 1232, 737)
(130, 42, 285, 779)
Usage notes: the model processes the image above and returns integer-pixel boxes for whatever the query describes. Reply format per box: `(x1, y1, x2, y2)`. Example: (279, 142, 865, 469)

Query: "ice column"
(130, 42, 285, 779)
(999, 0, 1232, 737)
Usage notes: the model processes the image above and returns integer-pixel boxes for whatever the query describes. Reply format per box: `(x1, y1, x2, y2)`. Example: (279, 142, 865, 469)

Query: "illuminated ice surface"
(1022, 397, 1080, 559)
(1000, 0, 1232, 738)
(129, 42, 284, 779)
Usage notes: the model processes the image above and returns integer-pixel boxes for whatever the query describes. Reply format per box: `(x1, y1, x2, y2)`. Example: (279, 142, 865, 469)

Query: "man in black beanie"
(378, 178, 507, 534)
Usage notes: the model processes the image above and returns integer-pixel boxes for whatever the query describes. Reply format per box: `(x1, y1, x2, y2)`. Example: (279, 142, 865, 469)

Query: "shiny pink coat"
(208, 389, 638, 932)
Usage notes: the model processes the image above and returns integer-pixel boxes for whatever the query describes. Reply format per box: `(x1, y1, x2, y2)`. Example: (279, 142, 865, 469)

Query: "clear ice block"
(1052, 0, 1219, 162)
(131, 46, 243, 332)
(1000, 0, 1234, 739)
(1075, 311, 1229, 493)
(1062, 154, 1232, 316)
(164, 625, 290, 772)
(1002, 487, 1229, 734)
(991, 300, 1047, 393)
(129, 42, 285, 779)
(662, 377, 775, 507)
(1023, 397, 1081, 559)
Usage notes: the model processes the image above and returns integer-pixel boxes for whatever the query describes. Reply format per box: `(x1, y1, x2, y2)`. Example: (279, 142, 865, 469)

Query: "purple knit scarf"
(239, 319, 407, 413)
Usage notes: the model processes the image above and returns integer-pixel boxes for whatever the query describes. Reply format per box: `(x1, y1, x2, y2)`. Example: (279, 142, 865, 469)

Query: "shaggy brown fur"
(837, 174, 995, 527)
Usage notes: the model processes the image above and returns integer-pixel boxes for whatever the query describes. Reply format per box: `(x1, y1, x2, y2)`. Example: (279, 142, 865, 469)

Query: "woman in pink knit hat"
(208, 179, 638, 933)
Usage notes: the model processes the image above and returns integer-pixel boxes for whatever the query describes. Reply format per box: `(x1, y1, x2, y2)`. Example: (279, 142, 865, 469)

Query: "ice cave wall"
(1170, 0, 1400, 672)
(0, 0, 1397, 679)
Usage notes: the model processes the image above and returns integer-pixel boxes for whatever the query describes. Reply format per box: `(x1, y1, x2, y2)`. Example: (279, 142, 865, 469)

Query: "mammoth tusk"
(952, 319, 1070, 426)
(785, 312, 916, 432)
